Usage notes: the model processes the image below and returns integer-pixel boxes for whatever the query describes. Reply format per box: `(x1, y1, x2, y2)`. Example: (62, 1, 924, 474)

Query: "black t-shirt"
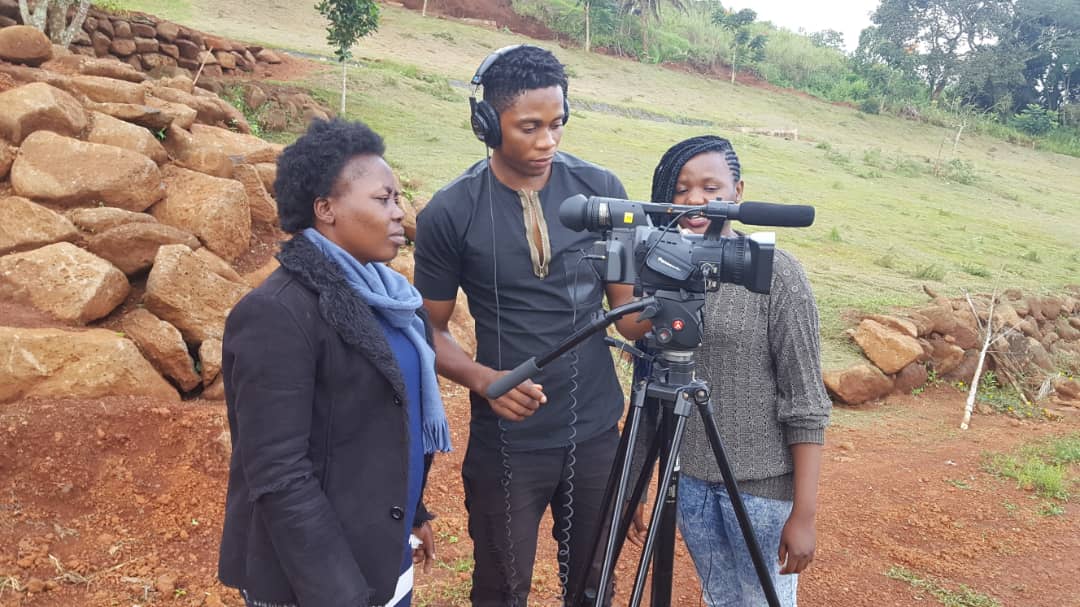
(414, 152, 628, 451)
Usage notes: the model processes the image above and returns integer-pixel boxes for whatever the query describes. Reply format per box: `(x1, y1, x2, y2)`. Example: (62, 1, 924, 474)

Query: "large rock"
(942, 349, 980, 383)
(143, 244, 250, 344)
(865, 314, 917, 338)
(256, 49, 282, 64)
(0, 196, 79, 255)
(242, 256, 279, 288)
(161, 124, 232, 178)
(65, 206, 157, 234)
(52, 54, 145, 82)
(0, 82, 87, 144)
(823, 364, 893, 405)
(11, 131, 165, 211)
(87, 222, 201, 275)
(893, 361, 929, 394)
(0, 326, 178, 403)
(0, 242, 129, 323)
(0, 26, 52, 66)
(253, 162, 276, 196)
(120, 308, 201, 391)
(188, 124, 277, 160)
(151, 165, 250, 261)
(143, 96, 196, 130)
(231, 163, 278, 224)
(0, 143, 14, 179)
(852, 319, 924, 374)
(58, 74, 147, 105)
(149, 86, 246, 131)
(1056, 317, 1080, 341)
(927, 336, 965, 375)
(193, 247, 242, 283)
(199, 337, 222, 386)
(85, 111, 168, 164)
(991, 302, 1024, 332)
(85, 101, 173, 131)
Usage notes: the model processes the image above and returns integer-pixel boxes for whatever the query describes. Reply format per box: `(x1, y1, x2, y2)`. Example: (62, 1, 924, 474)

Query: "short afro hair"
(481, 45, 568, 114)
(274, 118, 386, 233)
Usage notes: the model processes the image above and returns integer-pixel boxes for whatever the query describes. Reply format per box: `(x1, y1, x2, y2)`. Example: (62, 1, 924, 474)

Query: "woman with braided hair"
(629, 135, 832, 606)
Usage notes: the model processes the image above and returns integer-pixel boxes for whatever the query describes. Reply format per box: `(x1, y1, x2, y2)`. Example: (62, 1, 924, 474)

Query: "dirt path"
(0, 384, 1076, 606)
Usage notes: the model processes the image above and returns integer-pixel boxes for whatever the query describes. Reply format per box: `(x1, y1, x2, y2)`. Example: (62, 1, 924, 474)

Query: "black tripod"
(486, 296, 781, 607)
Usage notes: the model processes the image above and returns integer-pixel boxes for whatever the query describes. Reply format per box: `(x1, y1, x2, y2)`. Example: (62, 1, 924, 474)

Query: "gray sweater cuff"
(784, 426, 825, 445)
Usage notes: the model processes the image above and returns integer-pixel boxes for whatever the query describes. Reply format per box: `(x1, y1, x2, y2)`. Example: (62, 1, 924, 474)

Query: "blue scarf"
(303, 228, 452, 454)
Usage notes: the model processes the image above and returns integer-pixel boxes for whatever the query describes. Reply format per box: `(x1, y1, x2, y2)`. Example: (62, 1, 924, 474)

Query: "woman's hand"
(412, 521, 436, 573)
(778, 510, 815, 575)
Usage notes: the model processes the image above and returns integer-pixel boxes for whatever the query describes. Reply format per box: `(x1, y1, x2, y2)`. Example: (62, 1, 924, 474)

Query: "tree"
(865, 0, 1011, 101)
(315, 0, 380, 115)
(19, 0, 91, 48)
(618, 0, 686, 57)
(578, 0, 593, 52)
(808, 28, 846, 52)
(712, 5, 767, 84)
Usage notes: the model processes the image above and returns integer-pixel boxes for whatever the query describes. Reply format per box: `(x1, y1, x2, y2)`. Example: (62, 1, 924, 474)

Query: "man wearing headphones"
(414, 45, 641, 605)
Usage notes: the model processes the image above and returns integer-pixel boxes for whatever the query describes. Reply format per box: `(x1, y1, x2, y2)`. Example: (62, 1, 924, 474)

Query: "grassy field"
(112, 0, 1080, 368)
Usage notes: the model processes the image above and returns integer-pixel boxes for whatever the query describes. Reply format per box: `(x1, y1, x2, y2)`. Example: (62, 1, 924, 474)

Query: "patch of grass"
(829, 227, 843, 242)
(219, 85, 267, 139)
(413, 556, 474, 607)
(960, 262, 991, 277)
(1020, 250, 1041, 263)
(874, 250, 897, 269)
(946, 478, 972, 490)
(1038, 501, 1065, 517)
(982, 433, 1080, 501)
(432, 31, 455, 43)
(911, 264, 946, 281)
(102, 0, 193, 21)
(975, 371, 1040, 418)
(885, 566, 1000, 607)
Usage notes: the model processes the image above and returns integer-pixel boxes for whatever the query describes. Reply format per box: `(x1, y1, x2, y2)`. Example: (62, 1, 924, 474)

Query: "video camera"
(558, 194, 815, 350)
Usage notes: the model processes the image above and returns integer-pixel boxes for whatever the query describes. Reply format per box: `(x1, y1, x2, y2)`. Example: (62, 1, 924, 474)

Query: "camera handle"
(484, 297, 654, 400)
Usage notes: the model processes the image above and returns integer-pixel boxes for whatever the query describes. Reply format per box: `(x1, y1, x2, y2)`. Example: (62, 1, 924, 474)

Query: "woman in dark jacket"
(218, 118, 452, 607)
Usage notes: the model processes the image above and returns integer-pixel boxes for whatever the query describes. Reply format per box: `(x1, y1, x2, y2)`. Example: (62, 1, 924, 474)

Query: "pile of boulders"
(0, 26, 284, 404)
(0, 0, 284, 77)
(824, 287, 1080, 408)
(0, 24, 474, 406)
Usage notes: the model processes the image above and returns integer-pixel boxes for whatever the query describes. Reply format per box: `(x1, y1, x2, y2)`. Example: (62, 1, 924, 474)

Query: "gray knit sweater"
(634, 249, 832, 501)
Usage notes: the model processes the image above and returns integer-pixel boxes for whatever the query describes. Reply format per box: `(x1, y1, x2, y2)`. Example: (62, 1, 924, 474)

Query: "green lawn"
(112, 0, 1080, 368)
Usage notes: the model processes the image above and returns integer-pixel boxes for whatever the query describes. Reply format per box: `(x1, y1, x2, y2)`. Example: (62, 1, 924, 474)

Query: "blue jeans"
(677, 474, 798, 607)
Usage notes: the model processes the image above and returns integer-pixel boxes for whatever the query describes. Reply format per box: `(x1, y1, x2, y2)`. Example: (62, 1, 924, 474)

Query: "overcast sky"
(721, 0, 881, 51)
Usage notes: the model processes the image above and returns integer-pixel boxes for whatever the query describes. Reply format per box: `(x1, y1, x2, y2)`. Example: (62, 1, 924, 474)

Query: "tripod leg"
(697, 401, 782, 607)
(629, 399, 692, 607)
(650, 406, 676, 607)
(569, 381, 656, 607)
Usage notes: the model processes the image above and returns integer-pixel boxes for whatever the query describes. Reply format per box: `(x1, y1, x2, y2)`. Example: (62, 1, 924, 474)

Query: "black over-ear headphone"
(469, 44, 570, 149)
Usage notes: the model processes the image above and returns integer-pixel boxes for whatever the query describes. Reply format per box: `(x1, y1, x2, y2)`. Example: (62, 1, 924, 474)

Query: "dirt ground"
(1, 381, 1077, 606)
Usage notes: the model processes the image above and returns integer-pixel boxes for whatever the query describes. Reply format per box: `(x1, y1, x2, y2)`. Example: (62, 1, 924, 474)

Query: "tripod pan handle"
(485, 357, 541, 400)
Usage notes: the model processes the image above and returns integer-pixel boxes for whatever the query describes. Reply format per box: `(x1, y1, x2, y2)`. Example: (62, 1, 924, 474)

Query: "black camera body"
(559, 194, 813, 350)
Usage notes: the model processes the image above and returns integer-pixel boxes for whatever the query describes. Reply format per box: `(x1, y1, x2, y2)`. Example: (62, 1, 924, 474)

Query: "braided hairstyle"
(482, 46, 568, 114)
(650, 135, 742, 204)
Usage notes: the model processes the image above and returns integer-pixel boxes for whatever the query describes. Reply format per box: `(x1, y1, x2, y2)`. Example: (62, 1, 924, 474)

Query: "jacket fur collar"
(275, 234, 406, 397)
